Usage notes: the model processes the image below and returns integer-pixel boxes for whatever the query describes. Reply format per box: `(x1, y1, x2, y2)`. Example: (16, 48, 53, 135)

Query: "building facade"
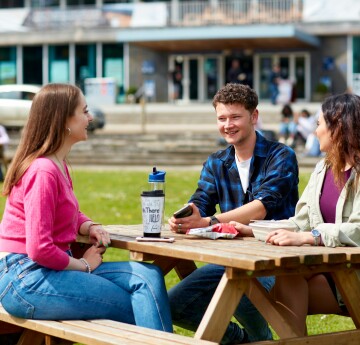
(0, 0, 359, 103)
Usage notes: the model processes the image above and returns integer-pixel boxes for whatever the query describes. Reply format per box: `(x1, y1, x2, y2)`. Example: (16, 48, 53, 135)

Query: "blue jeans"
(279, 121, 297, 136)
(168, 264, 274, 344)
(0, 253, 173, 333)
(269, 84, 279, 105)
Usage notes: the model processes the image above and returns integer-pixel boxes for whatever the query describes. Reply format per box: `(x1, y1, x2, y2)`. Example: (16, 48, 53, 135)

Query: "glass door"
(169, 54, 222, 102)
(204, 56, 221, 100)
(189, 57, 199, 101)
(256, 53, 309, 102)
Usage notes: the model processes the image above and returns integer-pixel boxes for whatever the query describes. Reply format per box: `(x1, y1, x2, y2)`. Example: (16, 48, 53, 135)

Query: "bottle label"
(141, 192, 164, 236)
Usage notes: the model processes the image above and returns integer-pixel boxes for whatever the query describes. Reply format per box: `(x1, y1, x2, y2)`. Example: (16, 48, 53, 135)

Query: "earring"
(67, 128, 71, 136)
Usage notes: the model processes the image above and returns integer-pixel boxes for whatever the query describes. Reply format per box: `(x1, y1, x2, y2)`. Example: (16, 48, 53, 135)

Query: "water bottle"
(141, 167, 166, 237)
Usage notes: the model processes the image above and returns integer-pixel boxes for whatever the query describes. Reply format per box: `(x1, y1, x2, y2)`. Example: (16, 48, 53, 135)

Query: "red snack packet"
(211, 223, 239, 235)
(186, 223, 239, 239)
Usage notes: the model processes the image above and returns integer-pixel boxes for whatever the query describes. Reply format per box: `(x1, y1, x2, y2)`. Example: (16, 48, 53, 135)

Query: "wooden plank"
(103, 225, 359, 265)
(0, 313, 134, 345)
(151, 256, 179, 275)
(252, 329, 360, 345)
(17, 329, 44, 345)
(224, 263, 355, 281)
(194, 273, 248, 343)
(45, 335, 73, 345)
(171, 238, 301, 268)
(239, 239, 347, 265)
(130, 252, 157, 261)
(0, 306, 215, 345)
(103, 226, 276, 271)
(332, 269, 360, 328)
(0, 320, 22, 334)
(174, 259, 198, 279)
(85, 319, 215, 344)
(103, 226, 350, 270)
(241, 275, 303, 339)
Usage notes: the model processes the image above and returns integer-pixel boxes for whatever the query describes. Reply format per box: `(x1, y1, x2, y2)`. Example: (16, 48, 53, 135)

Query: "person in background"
(227, 59, 247, 85)
(303, 109, 322, 157)
(0, 84, 173, 334)
(172, 65, 183, 101)
(278, 104, 297, 147)
(168, 83, 299, 344)
(294, 109, 315, 146)
(0, 124, 9, 182)
(235, 93, 360, 335)
(269, 64, 281, 105)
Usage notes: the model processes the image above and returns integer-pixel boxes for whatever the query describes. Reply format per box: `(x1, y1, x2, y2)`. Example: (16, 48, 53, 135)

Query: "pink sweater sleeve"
(23, 165, 84, 270)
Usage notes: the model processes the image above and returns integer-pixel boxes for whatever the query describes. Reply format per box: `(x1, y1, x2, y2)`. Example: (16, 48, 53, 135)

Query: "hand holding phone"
(173, 204, 193, 218)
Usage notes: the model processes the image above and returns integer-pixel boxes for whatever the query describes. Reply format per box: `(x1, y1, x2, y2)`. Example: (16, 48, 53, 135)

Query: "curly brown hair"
(212, 83, 258, 112)
(322, 93, 360, 188)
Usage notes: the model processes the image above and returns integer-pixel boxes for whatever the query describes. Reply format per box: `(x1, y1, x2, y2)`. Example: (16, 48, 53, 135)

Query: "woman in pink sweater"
(0, 84, 172, 332)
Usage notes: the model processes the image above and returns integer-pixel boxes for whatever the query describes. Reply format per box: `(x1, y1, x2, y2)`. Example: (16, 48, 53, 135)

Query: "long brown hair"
(322, 93, 360, 189)
(3, 83, 81, 196)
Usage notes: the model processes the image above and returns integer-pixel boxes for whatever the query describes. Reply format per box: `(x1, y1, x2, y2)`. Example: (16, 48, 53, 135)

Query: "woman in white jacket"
(233, 92, 360, 335)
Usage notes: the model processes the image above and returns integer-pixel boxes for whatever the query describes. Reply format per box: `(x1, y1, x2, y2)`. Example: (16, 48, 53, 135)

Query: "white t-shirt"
(235, 155, 252, 193)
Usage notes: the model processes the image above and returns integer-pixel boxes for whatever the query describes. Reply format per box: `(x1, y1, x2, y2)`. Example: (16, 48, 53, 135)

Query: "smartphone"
(136, 237, 175, 243)
(173, 204, 193, 218)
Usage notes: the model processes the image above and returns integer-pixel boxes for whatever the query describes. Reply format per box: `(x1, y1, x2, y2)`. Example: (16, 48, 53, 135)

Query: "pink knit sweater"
(0, 158, 90, 270)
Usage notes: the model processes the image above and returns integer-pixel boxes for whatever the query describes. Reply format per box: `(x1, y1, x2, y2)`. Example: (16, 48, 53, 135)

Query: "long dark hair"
(3, 83, 81, 195)
(322, 93, 360, 188)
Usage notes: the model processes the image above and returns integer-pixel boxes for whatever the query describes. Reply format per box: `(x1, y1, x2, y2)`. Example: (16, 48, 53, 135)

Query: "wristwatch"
(311, 229, 321, 246)
(209, 215, 220, 226)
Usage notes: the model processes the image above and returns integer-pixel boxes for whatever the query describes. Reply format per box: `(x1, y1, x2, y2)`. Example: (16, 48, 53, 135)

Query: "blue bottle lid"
(149, 166, 166, 182)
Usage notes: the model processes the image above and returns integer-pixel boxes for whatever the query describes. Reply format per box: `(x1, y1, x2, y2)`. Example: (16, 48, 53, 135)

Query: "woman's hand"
(82, 245, 106, 271)
(265, 229, 312, 246)
(168, 203, 208, 234)
(229, 221, 254, 237)
(88, 225, 111, 248)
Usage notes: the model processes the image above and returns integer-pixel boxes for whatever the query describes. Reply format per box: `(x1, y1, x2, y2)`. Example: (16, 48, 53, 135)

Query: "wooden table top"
(77, 224, 360, 273)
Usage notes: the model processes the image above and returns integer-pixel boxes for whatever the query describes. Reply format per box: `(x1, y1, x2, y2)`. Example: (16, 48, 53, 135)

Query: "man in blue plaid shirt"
(168, 83, 299, 344)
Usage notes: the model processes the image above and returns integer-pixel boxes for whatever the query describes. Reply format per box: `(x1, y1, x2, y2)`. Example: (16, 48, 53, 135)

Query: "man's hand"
(168, 203, 209, 234)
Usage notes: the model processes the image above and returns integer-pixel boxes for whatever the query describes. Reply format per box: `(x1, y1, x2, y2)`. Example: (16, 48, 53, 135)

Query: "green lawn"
(0, 169, 355, 339)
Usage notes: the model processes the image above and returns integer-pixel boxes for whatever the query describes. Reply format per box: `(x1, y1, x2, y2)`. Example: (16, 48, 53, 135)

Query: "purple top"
(320, 168, 352, 223)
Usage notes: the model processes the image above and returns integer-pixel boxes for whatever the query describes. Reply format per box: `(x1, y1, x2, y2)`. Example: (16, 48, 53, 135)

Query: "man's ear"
(251, 109, 259, 123)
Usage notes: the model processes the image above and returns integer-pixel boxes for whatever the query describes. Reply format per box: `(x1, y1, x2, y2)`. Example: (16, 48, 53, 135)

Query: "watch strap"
(311, 229, 320, 246)
(209, 216, 220, 226)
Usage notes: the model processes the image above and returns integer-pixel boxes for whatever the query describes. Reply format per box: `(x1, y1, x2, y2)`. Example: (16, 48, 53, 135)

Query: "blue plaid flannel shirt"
(189, 132, 299, 220)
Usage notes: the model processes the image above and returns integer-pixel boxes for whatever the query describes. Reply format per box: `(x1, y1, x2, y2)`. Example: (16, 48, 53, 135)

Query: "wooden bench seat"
(0, 306, 215, 345)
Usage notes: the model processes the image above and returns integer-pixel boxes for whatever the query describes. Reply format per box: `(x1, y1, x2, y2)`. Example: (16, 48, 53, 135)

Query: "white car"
(0, 84, 105, 131)
(0, 84, 40, 129)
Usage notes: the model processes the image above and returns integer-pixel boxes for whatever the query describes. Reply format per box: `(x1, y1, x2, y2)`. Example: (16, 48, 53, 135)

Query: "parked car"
(0, 84, 105, 131)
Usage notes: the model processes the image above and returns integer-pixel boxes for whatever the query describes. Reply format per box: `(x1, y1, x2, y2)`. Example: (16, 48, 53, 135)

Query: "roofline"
(116, 24, 320, 47)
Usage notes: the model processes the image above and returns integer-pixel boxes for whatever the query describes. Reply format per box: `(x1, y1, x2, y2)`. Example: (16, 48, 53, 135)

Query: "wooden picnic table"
(77, 224, 360, 344)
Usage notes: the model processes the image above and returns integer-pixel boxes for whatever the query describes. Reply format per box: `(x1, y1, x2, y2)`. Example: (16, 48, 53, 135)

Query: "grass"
(0, 169, 355, 339)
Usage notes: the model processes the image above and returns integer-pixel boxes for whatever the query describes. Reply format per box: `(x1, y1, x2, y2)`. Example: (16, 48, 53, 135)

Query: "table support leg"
(194, 273, 248, 343)
(332, 269, 360, 328)
(17, 329, 44, 345)
(246, 278, 303, 338)
(174, 260, 197, 280)
(151, 257, 197, 279)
